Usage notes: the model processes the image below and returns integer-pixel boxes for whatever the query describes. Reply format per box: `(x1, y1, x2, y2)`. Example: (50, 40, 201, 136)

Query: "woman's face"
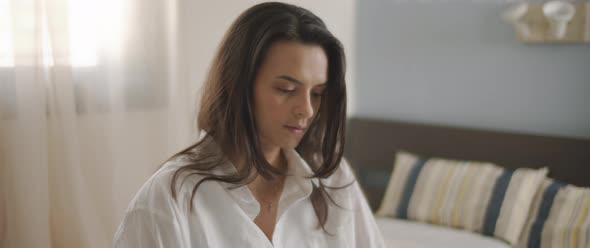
(253, 40, 328, 151)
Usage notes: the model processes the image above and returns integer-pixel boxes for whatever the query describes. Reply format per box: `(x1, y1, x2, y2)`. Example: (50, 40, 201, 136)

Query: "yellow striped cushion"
(376, 151, 548, 245)
(518, 179, 590, 248)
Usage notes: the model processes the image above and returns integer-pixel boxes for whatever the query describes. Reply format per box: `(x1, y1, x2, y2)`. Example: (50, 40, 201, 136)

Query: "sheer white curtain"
(0, 0, 197, 247)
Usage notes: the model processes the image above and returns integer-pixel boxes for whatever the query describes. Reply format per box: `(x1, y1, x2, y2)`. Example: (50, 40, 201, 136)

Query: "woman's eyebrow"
(276, 75, 327, 87)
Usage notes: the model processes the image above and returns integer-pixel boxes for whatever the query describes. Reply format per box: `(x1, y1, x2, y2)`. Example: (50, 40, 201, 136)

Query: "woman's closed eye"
(312, 89, 325, 97)
(277, 88, 295, 94)
(276, 88, 324, 98)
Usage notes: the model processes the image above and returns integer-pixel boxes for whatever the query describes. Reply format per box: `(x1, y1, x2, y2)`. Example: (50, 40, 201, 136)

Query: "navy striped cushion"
(376, 151, 548, 245)
(518, 179, 590, 248)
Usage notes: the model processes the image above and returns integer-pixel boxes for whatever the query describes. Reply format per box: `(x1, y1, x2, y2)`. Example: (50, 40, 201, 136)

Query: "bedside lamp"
(543, 0, 576, 39)
(504, 1, 588, 43)
(503, 3, 530, 38)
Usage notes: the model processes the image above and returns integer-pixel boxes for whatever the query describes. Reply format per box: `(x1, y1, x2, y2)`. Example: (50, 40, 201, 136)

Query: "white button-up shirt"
(113, 140, 386, 248)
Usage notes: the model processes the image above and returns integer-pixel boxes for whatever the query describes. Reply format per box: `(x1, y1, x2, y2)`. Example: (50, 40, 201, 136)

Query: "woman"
(113, 2, 385, 247)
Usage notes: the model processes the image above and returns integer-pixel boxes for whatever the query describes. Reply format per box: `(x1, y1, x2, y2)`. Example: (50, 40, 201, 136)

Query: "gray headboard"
(344, 117, 590, 211)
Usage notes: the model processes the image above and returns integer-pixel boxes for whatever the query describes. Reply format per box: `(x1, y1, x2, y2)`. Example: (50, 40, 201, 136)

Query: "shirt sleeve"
(340, 158, 386, 248)
(113, 207, 187, 248)
(350, 180, 387, 248)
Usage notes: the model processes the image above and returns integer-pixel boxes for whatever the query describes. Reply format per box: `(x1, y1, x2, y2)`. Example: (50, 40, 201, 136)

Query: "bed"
(375, 218, 510, 248)
(343, 117, 590, 248)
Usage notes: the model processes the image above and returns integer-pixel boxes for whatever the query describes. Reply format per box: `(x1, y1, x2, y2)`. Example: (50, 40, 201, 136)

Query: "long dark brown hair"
(166, 2, 351, 233)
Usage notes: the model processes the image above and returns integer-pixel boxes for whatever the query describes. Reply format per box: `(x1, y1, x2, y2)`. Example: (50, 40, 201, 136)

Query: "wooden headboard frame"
(344, 117, 590, 211)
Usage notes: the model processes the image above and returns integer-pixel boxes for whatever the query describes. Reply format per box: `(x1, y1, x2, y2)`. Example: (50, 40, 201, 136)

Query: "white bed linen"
(375, 217, 511, 248)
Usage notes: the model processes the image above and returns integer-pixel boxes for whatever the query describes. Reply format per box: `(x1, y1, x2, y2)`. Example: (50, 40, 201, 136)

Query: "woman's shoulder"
(124, 156, 203, 214)
(114, 157, 200, 247)
(320, 157, 357, 187)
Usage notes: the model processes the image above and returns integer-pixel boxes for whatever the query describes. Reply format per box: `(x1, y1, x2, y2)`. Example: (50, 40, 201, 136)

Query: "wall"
(355, 0, 590, 139)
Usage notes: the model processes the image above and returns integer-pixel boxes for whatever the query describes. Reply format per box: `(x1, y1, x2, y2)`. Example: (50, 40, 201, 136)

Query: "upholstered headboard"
(344, 117, 590, 211)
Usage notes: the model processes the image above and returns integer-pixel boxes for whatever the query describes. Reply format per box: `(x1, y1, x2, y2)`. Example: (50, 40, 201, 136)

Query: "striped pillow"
(518, 179, 590, 248)
(376, 151, 548, 245)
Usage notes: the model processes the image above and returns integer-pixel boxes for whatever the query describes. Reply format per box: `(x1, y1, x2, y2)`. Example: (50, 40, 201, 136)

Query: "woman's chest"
(186, 194, 353, 248)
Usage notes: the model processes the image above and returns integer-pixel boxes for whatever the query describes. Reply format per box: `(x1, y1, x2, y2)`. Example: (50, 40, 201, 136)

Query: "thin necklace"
(259, 152, 287, 212)
(261, 176, 285, 212)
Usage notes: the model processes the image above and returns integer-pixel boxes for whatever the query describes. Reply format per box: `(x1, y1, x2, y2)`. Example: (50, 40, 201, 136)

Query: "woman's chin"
(279, 138, 301, 150)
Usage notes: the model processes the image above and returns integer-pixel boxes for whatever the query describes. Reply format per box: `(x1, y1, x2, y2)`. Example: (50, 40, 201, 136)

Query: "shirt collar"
(200, 137, 354, 232)
(283, 148, 320, 188)
(203, 137, 319, 221)
(275, 148, 320, 222)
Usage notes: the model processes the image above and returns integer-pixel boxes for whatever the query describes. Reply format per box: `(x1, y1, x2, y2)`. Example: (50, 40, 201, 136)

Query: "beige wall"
(179, 0, 357, 117)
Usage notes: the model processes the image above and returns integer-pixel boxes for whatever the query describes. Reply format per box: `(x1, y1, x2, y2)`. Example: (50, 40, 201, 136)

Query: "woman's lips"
(285, 125, 305, 135)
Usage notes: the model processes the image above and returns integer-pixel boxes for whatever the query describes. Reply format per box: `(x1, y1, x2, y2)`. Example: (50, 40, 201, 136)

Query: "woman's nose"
(294, 93, 314, 119)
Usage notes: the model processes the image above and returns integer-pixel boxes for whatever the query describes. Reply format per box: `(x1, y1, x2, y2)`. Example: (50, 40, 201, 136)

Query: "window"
(0, 0, 102, 68)
(0, 0, 170, 119)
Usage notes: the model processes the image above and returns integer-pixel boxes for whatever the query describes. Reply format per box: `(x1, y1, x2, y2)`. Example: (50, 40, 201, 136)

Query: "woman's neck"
(245, 146, 287, 208)
(260, 146, 287, 171)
